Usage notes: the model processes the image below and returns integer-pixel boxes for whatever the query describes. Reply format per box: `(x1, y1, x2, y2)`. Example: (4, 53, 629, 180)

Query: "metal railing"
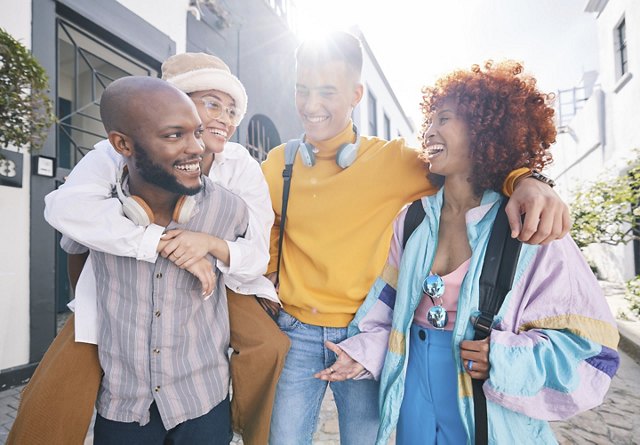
(555, 85, 597, 128)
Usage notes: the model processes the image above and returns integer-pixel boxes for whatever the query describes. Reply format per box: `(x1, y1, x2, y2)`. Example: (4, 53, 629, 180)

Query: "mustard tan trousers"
(7, 289, 290, 445)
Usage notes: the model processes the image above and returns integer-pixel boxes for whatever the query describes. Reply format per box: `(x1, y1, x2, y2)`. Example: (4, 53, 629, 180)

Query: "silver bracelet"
(530, 170, 555, 188)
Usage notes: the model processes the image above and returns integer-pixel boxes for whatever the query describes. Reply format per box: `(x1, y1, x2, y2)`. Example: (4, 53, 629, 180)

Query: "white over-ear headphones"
(115, 167, 196, 226)
(298, 125, 361, 169)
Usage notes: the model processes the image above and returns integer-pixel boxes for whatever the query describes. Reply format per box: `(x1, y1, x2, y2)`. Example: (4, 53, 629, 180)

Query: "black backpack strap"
(402, 199, 426, 249)
(276, 139, 301, 284)
(474, 199, 522, 340)
(472, 198, 522, 445)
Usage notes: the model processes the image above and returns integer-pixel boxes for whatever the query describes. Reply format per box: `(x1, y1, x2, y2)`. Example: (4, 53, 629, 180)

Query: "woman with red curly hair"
(315, 61, 620, 444)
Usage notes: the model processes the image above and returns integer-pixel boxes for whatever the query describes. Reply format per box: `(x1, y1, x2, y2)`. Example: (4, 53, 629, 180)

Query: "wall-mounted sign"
(0, 149, 24, 188)
(33, 155, 56, 178)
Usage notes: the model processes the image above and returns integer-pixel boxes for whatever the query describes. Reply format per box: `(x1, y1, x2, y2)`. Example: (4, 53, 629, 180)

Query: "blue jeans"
(269, 311, 380, 445)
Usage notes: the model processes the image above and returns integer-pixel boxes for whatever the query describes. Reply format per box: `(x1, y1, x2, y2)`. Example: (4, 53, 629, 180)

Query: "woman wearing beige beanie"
(9, 53, 288, 445)
(161, 52, 291, 445)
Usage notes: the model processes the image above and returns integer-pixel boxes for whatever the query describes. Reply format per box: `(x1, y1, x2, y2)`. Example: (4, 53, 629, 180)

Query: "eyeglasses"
(422, 274, 448, 329)
(197, 96, 241, 126)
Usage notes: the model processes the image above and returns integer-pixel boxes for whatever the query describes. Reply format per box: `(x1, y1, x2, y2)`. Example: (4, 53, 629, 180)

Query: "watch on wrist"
(530, 170, 555, 188)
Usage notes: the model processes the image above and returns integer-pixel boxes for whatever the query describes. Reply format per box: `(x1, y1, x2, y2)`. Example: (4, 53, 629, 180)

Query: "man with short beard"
(9, 54, 282, 445)
(64, 76, 247, 443)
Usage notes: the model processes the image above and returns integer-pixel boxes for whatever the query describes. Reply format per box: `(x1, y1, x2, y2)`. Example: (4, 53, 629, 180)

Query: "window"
(246, 114, 281, 162)
(383, 113, 391, 140)
(615, 17, 628, 79)
(368, 90, 377, 136)
(56, 20, 156, 169)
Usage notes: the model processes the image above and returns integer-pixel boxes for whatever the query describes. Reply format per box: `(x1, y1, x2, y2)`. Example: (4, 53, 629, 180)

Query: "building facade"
(352, 29, 416, 144)
(550, 0, 640, 282)
(0, 0, 416, 387)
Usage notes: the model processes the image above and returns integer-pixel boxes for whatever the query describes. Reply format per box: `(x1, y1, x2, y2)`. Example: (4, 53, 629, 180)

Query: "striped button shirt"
(64, 177, 248, 429)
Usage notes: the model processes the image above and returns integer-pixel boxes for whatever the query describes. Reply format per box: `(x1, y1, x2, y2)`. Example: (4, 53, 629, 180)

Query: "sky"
(293, 0, 599, 127)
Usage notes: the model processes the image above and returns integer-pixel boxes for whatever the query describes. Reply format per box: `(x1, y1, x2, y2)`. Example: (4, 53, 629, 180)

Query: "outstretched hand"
(506, 177, 571, 244)
(314, 341, 365, 382)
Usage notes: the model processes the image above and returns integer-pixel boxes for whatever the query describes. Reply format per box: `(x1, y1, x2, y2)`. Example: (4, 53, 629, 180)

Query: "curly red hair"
(420, 60, 556, 194)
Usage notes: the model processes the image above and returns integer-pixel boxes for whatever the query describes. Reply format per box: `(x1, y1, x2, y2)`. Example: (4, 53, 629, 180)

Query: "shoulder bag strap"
(472, 198, 523, 445)
(276, 139, 301, 284)
(402, 199, 426, 249)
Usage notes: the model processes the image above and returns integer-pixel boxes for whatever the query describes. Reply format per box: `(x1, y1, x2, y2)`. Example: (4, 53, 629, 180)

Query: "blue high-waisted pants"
(397, 324, 467, 445)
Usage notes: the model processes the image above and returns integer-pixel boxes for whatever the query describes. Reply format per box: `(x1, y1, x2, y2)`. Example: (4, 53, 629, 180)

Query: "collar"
(465, 191, 503, 224)
(306, 121, 357, 159)
(423, 188, 503, 244)
(424, 188, 501, 221)
(211, 141, 246, 167)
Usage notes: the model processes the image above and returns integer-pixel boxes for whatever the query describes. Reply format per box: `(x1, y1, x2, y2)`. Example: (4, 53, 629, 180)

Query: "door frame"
(27, 0, 175, 364)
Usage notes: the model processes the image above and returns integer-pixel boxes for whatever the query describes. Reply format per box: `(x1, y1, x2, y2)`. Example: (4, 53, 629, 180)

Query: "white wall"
(552, 0, 640, 281)
(117, 0, 189, 53)
(597, 0, 640, 165)
(550, 89, 606, 197)
(588, 0, 640, 281)
(355, 34, 417, 147)
(359, 56, 417, 146)
(0, 0, 32, 370)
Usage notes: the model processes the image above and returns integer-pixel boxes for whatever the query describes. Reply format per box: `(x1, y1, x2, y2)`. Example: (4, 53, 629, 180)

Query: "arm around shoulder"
(504, 172, 571, 245)
(216, 146, 273, 279)
(44, 140, 162, 261)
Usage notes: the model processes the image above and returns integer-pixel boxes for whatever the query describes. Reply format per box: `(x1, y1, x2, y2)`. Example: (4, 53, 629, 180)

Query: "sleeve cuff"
(502, 167, 531, 196)
(339, 335, 384, 381)
(60, 235, 89, 254)
(137, 224, 163, 263)
(217, 240, 235, 274)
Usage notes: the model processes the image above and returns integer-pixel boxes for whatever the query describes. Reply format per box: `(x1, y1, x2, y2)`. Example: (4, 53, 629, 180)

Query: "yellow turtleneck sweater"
(262, 123, 434, 327)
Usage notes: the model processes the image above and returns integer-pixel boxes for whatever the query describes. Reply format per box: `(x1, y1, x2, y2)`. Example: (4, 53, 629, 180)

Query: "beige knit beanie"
(162, 52, 248, 123)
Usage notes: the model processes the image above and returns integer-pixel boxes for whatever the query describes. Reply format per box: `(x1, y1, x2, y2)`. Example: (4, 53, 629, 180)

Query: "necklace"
(422, 274, 448, 329)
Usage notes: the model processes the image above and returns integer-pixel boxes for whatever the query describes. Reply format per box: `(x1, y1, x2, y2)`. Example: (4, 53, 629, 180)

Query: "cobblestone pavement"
(0, 387, 20, 445)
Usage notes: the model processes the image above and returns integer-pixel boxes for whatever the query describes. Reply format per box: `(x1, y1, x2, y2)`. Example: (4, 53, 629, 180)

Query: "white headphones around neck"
(114, 167, 196, 226)
(298, 125, 361, 169)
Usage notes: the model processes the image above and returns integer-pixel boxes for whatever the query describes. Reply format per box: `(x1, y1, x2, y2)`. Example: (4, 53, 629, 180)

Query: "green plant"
(625, 276, 640, 318)
(0, 27, 56, 152)
(570, 151, 640, 248)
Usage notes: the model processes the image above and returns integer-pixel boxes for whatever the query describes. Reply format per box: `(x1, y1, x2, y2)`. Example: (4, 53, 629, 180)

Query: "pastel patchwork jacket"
(341, 189, 620, 445)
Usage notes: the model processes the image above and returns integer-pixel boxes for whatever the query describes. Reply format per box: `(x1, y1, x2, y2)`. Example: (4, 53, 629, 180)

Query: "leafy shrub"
(625, 276, 640, 318)
(0, 28, 56, 152)
(570, 152, 640, 249)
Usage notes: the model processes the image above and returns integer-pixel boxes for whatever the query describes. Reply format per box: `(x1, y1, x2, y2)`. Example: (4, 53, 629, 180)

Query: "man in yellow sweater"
(261, 31, 570, 445)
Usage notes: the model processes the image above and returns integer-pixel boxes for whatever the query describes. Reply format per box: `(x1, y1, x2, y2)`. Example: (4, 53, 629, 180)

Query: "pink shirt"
(413, 258, 470, 330)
